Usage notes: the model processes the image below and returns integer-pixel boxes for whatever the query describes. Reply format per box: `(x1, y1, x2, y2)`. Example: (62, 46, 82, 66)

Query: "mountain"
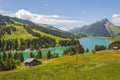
(39, 24, 61, 31)
(0, 15, 77, 51)
(12, 17, 73, 38)
(69, 18, 120, 37)
(0, 15, 72, 39)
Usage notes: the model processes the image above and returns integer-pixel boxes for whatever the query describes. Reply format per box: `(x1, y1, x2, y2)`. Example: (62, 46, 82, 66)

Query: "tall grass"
(0, 50, 120, 80)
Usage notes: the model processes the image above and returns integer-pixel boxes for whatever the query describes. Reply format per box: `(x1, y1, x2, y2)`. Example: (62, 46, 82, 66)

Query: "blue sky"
(0, 0, 120, 30)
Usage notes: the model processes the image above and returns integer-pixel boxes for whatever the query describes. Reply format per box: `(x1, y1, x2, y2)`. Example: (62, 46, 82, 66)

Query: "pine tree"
(36, 50, 42, 59)
(0, 59, 5, 71)
(52, 53, 59, 58)
(14, 52, 18, 60)
(86, 48, 89, 52)
(2, 51, 7, 61)
(76, 44, 84, 54)
(9, 59, 16, 70)
(14, 39, 18, 50)
(30, 45, 34, 51)
(0, 54, 1, 59)
(8, 52, 12, 60)
(19, 52, 24, 62)
(30, 52, 35, 58)
(46, 50, 52, 59)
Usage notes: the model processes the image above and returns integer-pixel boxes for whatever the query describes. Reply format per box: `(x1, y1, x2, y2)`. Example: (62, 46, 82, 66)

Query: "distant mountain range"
(69, 18, 120, 37)
(0, 15, 73, 39)
(1, 14, 120, 39)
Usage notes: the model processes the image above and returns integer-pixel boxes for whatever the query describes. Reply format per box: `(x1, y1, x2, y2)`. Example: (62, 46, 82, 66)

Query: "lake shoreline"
(79, 37, 111, 51)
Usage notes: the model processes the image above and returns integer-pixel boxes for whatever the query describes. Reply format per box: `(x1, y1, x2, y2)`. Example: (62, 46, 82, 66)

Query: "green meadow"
(110, 35, 120, 41)
(0, 50, 120, 80)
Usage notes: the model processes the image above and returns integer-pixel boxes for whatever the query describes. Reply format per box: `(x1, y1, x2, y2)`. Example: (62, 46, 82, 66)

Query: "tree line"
(95, 45, 106, 51)
(0, 52, 24, 71)
(0, 37, 56, 51)
(0, 49, 59, 71)
(0, 26, 17, 38)
(63, 42, 85, 55)
(23, 25, 41, 37)
(29, 50, 59, 59)
(59, 39, 79, 47)
(13, 16, 74, 38)
(0, 38, 79, 51)
(28, 24, 74, 38)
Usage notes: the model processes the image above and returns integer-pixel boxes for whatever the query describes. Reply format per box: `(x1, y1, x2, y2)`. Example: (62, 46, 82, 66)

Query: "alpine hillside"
(0, 15, 77, 51)
(69, 18, 120, 37)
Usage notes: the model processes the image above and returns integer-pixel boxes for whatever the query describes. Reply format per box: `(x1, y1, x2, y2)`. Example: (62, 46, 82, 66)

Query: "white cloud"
(112, 14, 120, 23)
(0, 9, 87, 31)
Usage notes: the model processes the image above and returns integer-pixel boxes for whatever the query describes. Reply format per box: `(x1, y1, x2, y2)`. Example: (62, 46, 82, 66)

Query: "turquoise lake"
(0, 46, 69, 60)
(79, 37, 111, 51)
(22, 46, 69, 59)
(0, 37, 112, 59)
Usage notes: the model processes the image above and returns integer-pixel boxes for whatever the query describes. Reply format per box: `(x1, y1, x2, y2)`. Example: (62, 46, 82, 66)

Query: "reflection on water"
(79, 37, 111, 51)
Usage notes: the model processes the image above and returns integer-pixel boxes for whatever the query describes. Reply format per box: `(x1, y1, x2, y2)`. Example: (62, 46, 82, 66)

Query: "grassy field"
(33, 29, 69, 46)
(110, 35, 120, 41)
(2, 21, 68, 43)
(106, 25, 120, 37)
(3, 24, 37, 40)
(0, 50, 120, 80)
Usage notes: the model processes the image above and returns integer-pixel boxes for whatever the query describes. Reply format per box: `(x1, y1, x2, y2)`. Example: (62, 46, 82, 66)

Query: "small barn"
(23, 58, 42, 66)
(113, 46, 118, 50)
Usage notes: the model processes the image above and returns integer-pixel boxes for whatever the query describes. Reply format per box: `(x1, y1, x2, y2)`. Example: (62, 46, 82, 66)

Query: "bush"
(95, 45, 106, 51)
(52, 53, 59, 58)
(30, 52, 35, 58)
(36, 50, 42, 59)
(86, 48, 89, 52)
(0, 59, 16, 71)
(46, 50, 52, 59)
(92, 50, 96, 54)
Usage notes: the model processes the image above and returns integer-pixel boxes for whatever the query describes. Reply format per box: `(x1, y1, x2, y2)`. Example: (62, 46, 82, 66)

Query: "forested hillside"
(0, 15, 76, 51)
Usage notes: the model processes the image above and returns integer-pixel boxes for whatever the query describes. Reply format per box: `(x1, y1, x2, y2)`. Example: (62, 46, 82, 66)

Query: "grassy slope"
(106, 26, 120, 36)
(110, 35, 120, 41)
(3, 25, 37, 40)
(2, 21, 68, 43)
(2, 20, 69, 43)
(107, 25, 120, 41)
(32, 29, 69, 45)
(0, 50, 120, 80)
(2, 21, 37, 40)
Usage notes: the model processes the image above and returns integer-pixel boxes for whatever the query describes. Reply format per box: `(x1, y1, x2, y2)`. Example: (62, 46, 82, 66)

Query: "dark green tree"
(95, 45, 106, 51)
(30, 46, 34, 51)
(46, 50, 52, 59)
(2, 51, 7, 61)
(0, 54, 1, 59)
(8, 59, 16, 70)
(19, 53, 24, 62)
(36, 50, 42, 59)
(14, 52, 18, 60)
(7, 52, 12, 60)
(52, 53, 59, 58)
(0, 59, 5, 71)
(5, 59, 16, 70)
(86, 48, 89, 52)
(76, 44, 84, 54)
(14, 39, 18, 50)
(30, 52, 35, 58)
